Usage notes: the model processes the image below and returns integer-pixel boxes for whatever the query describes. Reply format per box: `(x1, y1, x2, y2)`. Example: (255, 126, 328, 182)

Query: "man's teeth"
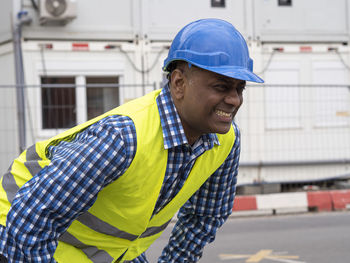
(216, 110, 231, 117)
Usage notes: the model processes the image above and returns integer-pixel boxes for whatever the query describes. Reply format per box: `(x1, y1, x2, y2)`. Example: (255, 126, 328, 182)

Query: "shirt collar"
(156, 84, 220, 149)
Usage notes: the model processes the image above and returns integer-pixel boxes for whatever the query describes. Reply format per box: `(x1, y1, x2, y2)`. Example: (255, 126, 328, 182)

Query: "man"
(0, 18, 263, 262)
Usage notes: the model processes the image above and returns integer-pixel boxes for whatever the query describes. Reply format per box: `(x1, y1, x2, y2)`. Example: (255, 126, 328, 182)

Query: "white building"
(0, 0, 349, 190)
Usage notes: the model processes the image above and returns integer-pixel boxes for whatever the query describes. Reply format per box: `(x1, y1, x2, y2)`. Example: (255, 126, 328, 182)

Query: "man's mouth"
(215, 109, 232, 118)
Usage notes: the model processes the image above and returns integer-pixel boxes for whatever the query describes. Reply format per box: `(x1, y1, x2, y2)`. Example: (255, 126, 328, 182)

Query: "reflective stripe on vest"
(76, 212, 139, 241)
(59, 232, 114, 263)
(1, 144, 41, 205)
(139, 219, 171, 238)
(24, 144, 42, 176)
(2, 165, 18, 204)
(75, 212, 171, 241)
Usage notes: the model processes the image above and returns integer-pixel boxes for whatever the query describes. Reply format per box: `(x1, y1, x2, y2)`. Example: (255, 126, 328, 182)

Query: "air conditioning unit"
(39, 0, 77, 25)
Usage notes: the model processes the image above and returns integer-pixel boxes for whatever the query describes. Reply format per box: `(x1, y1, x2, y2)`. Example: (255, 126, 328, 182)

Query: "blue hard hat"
(163, 18, 264, 83)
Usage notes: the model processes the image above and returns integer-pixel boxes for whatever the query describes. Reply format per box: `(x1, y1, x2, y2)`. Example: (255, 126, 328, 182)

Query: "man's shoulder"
(88, 115, 137, 138)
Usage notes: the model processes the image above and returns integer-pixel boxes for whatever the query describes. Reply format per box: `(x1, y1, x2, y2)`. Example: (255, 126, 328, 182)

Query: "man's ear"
(170, 69, 186, 100)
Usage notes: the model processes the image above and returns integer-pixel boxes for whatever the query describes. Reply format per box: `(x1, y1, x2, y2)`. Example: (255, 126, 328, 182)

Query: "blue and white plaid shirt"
(0, 84, 240, 263)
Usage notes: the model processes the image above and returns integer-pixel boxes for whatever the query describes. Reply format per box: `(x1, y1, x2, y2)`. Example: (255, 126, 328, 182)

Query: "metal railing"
(0, 83, 349, 185)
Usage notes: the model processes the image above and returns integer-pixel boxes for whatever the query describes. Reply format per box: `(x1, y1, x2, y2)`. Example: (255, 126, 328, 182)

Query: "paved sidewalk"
(231, 189, 350, 217)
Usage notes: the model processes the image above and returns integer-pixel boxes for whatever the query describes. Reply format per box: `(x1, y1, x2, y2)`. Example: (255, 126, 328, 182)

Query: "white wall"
(0, 0, 13, 43)
(254, 0, 349, 42)
(15, 0, 350, 43)
(0, 44, 18, 171)
(237, 44, 350, 184)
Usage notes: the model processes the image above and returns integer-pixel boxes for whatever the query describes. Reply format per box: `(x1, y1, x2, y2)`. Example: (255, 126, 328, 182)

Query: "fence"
(236, 84, 350, 191)
(0, 83, 349, 188)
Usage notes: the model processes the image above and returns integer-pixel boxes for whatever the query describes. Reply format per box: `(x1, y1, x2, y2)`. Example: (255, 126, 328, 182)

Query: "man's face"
(171, 65, 245, 144)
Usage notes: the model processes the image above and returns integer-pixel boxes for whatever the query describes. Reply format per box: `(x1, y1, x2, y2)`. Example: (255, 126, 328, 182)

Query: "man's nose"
(224, 89, 241, 106)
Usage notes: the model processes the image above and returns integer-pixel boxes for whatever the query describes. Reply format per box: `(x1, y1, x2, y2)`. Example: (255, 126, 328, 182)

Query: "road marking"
(246, 249, 272, 262)
(219, 249, 305, 263)
(220, 254, 253, 260)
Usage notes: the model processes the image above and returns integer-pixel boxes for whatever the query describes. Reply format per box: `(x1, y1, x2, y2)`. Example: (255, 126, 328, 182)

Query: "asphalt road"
(146, 211, 350, 263)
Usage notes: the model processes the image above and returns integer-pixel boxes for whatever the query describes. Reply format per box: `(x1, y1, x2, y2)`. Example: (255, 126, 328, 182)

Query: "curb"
(231, 189, 350, 217)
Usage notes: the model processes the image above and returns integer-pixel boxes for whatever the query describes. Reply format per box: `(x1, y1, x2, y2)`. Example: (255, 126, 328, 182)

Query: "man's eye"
(214, 85, 227, 91)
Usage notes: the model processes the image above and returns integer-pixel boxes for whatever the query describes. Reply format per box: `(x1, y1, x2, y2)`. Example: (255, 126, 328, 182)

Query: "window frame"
(40, 76, 77, 130)
(35, 60, 124, 138)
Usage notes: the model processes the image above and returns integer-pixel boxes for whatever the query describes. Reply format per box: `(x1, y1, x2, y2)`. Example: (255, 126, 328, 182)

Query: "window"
(86, 76, 119, 120)
(211, 0, 225, 8)
(41, 76, 120, 130)
(41, 77, 76, 129)
(278, 0, 292, 6)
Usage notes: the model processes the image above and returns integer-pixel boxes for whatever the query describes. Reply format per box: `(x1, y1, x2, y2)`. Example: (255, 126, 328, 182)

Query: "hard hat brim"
(163, 57, 264, 83)
(200, 65, 264, 83)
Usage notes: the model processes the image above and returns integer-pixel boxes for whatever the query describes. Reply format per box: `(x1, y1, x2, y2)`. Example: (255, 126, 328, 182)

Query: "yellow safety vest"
(0, 89, 235, 262)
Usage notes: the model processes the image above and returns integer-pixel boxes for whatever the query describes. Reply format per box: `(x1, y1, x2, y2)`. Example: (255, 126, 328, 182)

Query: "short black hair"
(166, 61, 189, 80)
(165, 61, 178, 80)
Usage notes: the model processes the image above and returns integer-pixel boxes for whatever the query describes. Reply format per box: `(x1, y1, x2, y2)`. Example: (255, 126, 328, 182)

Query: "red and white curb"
(231, 190, 350, 216)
